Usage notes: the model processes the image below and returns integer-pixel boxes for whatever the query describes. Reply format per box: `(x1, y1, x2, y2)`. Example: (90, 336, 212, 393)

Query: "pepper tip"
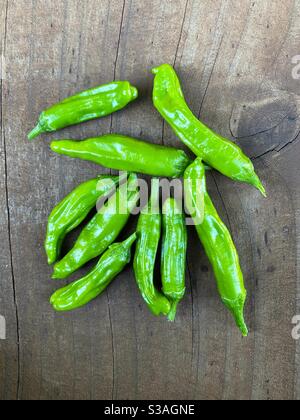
(50, 141, 61, 153)
(251, 175, 267, 197)
(257, 181, 267, 198)
(167, 300, 179, 322)
(51, 271, 61, 280)
(50, 294, 56, 305)
(240, 323, 249, 337)
(234, 310, 249, 337)
(260, 187, 267, 198)
(152, 64, 174, 75)
(131, 86, 138, 100)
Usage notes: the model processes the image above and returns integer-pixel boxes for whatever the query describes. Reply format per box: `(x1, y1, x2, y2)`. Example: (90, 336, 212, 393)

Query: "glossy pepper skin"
(161, 198, 187, 321)
(45, 175, 124, 265)
(51, 234, 137, 312)
(152, 64, 266, 196)
(184, 158, 248, 336)
(133, 179, 171, 317)
(52, 173, 139, 279)
(28, 81, 138, 140)
(50, 134, 191, 179)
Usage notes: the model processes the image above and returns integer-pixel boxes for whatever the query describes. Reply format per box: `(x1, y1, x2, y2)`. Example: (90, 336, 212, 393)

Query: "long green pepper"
(152, 64, 266, 196)
(45, 175, 124, 265)
(161, 198, 187, 321)
(184, 158, 248, 336)
(50, 135, 191, 179)
(52, 173, 139, 279)
(28, 81, 138, 140)
(51, 234, 137, 312)
(134, 180, 171, 317)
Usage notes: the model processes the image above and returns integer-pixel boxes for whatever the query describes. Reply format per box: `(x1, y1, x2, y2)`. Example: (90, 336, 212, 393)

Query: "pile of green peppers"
(29, 64, 267, 337)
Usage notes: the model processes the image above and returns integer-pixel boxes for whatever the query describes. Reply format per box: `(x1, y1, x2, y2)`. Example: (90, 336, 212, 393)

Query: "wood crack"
(161, 0, 189, 145)
(76, 1, 85, 85)
(106, 292, 116, 400)
(174, 0, 189, 68)
(210, 173, 233, 399)
(253, 127, 300, 160)
(230, 112, 290, 140)
(1, 0, 21, 400)
(270, 0, 296, 69)
(107, 0, 126, 400)
(186, 256, 199, 393)
(109, 0, 126, 135)
(211, 173, 233, 233)
(197, 0, 229, 119)
(113, 0, 126, 82)
(198, 34, 224, 119)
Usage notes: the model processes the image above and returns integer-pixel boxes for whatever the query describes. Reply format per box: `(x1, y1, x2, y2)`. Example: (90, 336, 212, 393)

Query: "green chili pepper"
(152, 64, 266, 196)
(28, 81, 138, 140)
(161, 197, 187, 321)
(184, 158, 248, 336)
(45, 175, 124, 265)
(52, 173, 139, 280)
(50, 233, 137, 312)
(50, 134, 191, 179)
(133, 179, 171, 317)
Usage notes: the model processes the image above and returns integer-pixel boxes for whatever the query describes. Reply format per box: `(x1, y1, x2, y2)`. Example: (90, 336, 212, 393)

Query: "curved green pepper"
(45, 175, 124, 265)
(52, 173, 139, 279)
(50, 134, 191, 178)
(51, 233, 137, 312)
(28, 81, 138, 140)
(184, 158, 248, 336)
(161, 197, 187, 321)
(134, 179, 171, 317)
(152, 64, 266, 196)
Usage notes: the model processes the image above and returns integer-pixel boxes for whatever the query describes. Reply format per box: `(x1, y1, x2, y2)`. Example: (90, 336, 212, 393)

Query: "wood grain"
(0, 0, 299, 400)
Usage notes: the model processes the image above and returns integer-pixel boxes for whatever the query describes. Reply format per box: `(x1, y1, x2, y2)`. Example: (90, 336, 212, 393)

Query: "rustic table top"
(1, 0, 300, 400)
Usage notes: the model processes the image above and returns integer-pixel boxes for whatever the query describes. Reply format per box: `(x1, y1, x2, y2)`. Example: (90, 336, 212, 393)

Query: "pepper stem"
(122, 233, 137, 249)
(28, 123, 44, 140)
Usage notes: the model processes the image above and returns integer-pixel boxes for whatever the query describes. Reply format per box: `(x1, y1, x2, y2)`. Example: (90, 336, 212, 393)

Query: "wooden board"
(0, 0, 299, 400)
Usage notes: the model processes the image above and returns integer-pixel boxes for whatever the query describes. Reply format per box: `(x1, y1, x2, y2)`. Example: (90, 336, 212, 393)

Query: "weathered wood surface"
(0, 0, 299, 400)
